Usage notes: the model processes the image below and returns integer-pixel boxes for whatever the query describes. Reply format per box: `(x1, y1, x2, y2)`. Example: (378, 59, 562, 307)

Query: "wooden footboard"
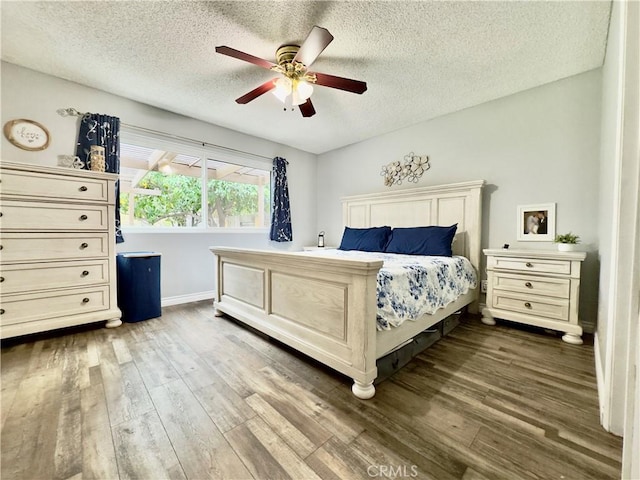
(210, 247, 383, 399)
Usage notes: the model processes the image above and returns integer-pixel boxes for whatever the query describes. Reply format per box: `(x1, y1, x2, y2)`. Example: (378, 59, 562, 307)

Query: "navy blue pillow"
(385, 224, 458, 256)
(338, 226, 392, 252)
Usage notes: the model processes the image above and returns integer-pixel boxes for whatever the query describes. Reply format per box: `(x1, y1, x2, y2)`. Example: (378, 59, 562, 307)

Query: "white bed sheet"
(302, 249, 477, 330)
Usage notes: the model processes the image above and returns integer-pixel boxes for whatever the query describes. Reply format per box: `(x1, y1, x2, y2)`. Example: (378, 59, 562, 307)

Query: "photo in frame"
(517, 203, 556, 241)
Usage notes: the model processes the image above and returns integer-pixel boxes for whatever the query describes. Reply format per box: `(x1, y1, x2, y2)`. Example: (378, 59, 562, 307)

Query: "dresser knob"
(525, 282, 533, 288)
(0, 309, 4, 315)
(525, 262, 533, 268)
(81, 270, 89, 277)
(79, 186, 88, 192)
(0, 276, 4, 282)
(524, 302, 532, 309)
(82, 298, 90, 304)
(79, 214, 88, 221)
(0, 245, 3, 250)
(0, 212, 3, 217)
(80, 242, 89, 249)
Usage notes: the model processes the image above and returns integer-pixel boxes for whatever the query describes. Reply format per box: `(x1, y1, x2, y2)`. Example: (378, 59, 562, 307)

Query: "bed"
(209, 180, 484, 399)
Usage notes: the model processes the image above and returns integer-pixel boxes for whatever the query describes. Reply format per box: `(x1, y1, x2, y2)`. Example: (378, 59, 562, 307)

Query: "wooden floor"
(1, 301, 622, 480)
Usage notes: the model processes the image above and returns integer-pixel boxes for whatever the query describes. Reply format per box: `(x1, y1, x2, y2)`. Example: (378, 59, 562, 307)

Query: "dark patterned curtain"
(75, 113, 124, 243)
(269, 156, 293, 242)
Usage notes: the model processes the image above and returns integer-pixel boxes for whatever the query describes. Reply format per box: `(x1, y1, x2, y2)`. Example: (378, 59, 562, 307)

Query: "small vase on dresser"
(0, 161, 122, 339)
(557, 243, 578, 252)
(482, 248, 586, 344)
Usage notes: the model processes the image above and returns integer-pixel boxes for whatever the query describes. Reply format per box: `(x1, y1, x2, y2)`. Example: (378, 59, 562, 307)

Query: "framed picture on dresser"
(517, 203, 555, 241)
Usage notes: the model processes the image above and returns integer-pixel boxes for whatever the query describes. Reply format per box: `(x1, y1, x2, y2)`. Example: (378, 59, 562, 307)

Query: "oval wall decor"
(3, 118, 50, 151)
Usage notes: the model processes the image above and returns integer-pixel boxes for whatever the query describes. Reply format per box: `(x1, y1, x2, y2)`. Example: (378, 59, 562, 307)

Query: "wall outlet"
(480, 280, 488, 293)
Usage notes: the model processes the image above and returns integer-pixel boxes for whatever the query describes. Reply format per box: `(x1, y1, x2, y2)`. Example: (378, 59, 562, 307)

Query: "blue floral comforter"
(303, 250, 477, 330)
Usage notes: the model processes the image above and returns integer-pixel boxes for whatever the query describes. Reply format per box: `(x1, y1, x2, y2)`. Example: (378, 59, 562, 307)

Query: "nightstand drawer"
(492, 292, 569, 321)
(0, 201, 108, 231)
(492, 256, 570, 275)
(493, 273, 570, 299)
(0, 170, 109, 202)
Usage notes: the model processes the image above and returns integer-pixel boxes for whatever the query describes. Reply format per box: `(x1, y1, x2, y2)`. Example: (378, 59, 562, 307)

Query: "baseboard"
(161, 291, 215, 307)
(593, 331, 609, 430)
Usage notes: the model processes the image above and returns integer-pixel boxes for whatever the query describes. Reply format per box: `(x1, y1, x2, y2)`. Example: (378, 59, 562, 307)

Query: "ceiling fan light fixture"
(290, 80, 313, 106)
(296, 80, 313, 101)
(273, 77, 313, 106)
(273, 77, 292, 102)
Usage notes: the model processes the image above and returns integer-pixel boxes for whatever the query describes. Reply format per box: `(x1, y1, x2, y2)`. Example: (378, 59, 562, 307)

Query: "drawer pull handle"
(81, 270, 90, 277)
(525, 262, 534, 268)
(0, 309, 4, 315)
(0, 245, 3, 250)
(79, 186, 88, 192)
(80, 242, 89, 249)
(0, 212, 3, 217)
(0, 276, 4, 283)
(79, 214, 88, 221)
(524, 302, 532, 309)
(82, 298, 90, 304)
(525, 282, 533, 288)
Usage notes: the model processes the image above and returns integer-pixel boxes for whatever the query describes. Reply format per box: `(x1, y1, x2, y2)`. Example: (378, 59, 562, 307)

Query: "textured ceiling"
(1, 1, 611, 154)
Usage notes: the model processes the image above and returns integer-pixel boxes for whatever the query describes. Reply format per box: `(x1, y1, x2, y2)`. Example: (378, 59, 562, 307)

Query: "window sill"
(122, 227, 270, 234)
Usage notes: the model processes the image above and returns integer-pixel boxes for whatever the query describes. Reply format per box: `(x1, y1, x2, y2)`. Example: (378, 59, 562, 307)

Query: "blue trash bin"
(116, 252, 162, 323)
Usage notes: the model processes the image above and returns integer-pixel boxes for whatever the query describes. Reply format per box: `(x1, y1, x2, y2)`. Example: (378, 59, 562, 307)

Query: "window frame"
(119, 128, 272, 234)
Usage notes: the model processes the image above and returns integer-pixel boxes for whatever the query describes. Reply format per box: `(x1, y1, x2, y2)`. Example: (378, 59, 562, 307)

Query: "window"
(119, 131, 271, 230)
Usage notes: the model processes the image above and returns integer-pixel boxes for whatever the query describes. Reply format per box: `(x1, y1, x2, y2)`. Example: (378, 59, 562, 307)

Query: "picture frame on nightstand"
(517, 203, 556, 241)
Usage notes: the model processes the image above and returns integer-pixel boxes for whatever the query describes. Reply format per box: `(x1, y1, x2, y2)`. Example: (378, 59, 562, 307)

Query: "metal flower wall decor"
(380, 152, 430, 186)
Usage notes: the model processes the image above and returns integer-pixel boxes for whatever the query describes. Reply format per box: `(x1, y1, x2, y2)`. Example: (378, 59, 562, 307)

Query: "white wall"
(1, 62, 318, 302)
(317, 70, 603, 330)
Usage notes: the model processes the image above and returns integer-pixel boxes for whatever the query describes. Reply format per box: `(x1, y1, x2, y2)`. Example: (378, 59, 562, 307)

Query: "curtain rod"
(56, 107, 274, 162)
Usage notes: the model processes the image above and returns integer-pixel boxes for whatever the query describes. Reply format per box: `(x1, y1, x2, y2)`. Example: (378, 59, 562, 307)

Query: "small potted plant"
(554, 232, 580, 251)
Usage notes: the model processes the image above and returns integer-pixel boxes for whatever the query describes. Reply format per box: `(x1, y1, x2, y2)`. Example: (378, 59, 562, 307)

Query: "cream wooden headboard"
(341, 180, 485, 273)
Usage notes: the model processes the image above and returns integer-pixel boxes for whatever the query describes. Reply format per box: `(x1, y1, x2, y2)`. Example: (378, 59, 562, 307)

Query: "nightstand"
(302, 246, 337, 251)
(482, 249, 587, 344)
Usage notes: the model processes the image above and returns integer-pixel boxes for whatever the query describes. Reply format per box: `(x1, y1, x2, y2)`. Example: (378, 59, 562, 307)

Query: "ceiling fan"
(216, 26, 367, 118)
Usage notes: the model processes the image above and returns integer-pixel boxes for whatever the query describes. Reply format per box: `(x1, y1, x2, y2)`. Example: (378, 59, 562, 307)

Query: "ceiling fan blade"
(216, 46, 276, 70)
(235, 79, 277, 104)
(299, 98, 316, 118)
(293, 26, 334, 67)
(314, 72, 368, 94)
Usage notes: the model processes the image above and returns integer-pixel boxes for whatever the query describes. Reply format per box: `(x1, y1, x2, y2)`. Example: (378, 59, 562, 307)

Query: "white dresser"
(0, 161, 122, 339)
(482, 248, 586, 344)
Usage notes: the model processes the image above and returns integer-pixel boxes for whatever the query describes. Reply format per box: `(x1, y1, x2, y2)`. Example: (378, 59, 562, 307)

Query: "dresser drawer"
(493, 273, 570, 299)
(0, 201, 108, 231)
(492, 292, 569, 321)
(0, 260, 109, 294)
(492, 256, 570, 275)
(0, 233, 109, 262)
(0, 169, 109, 202)
(0, 286, 110, 326)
